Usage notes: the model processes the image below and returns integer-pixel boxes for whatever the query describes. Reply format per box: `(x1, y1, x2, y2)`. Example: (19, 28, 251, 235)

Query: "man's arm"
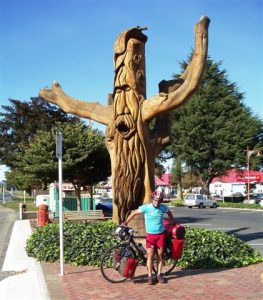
(124, 209, 142, 225)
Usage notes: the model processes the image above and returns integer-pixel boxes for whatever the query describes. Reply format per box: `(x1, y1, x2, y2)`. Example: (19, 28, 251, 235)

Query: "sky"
(0, 0, 263, 181)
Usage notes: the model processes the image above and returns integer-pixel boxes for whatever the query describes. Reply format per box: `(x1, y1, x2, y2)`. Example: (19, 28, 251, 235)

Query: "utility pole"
(245, 147, 261, 203)
(56, 130, 64, 276)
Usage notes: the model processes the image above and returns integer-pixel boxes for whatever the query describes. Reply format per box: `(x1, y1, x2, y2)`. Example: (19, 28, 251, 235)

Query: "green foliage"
(16, 122, 111, 194)
(217, 202, 262, 210)
(0, 97, 79, 168)
(1, 200, 36, 212)
(169, 58, 263, 191)
(26, 220, 262, 268)
(170, 199, 184, 206)
(26, 221, 118, 266)
(180, 227, 262, 268)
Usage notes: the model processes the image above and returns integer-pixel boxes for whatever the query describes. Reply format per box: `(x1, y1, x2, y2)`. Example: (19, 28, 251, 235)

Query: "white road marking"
(212, 228, 239, 231)
(183, 223, 211, 226)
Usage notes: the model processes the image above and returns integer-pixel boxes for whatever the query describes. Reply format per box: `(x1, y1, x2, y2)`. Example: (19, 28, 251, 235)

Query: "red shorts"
(146, 232, 166, 249)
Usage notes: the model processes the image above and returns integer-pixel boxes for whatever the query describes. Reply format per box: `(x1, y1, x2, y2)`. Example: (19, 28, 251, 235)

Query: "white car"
(184, 194, 217, 209)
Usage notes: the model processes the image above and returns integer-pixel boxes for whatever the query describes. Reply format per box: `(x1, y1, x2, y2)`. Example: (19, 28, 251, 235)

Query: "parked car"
(243, 194, 261, 205)
(162, 196, 171, 203)
(95, 197, 113, 211)
(184, 194, 217, 208)
(229, 192, 244, 197)
(243, 199, 259, 205)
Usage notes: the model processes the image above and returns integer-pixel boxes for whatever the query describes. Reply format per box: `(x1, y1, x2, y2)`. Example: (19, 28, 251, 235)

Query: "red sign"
(238, 175, 261, 182)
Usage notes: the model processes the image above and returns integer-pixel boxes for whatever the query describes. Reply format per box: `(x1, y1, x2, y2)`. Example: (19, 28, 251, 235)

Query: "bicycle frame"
(116, 234, 147, 267)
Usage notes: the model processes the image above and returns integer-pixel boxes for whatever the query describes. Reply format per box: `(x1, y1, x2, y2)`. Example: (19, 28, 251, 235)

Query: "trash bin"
(37, 204, 49, 227)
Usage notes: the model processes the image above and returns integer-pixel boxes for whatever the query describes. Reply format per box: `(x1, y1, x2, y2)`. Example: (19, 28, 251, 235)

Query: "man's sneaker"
(148, 276, 154, 285)
(157, 274, 166, 283)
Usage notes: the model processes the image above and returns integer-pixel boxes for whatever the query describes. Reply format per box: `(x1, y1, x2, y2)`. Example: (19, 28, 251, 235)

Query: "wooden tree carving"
(39, 16, 210, 223)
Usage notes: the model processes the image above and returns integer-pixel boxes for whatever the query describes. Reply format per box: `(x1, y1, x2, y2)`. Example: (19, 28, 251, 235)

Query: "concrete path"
(0, 220, 50, 300)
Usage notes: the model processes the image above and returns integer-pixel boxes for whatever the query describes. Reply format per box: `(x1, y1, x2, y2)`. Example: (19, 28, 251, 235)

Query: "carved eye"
(136, 70, 145, 81)
(115, 88, 122, 94)
(133, 54, 141, 64)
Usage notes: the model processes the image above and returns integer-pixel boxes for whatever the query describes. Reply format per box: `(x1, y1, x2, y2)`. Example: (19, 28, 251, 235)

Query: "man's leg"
(156, 233, 167, 283)
(146, 247, 154, 277)
(156, 247, 164, 276)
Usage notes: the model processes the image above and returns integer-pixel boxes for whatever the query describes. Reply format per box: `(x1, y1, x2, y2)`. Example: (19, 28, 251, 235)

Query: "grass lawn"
(0, 199, 37, 212)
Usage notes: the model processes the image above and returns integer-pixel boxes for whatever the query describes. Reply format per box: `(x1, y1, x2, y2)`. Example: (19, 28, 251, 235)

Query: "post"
(3, 184, 5, 204)
(23, 190, 26, 203)
(246, 147, 261, 204)
(56, 130, 64, 276)
(247, 153, 250, 204)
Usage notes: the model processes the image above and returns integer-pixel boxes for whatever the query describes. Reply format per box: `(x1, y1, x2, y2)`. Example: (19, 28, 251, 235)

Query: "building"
(210, 169, 263, 197)
(98, 173, 175, 197)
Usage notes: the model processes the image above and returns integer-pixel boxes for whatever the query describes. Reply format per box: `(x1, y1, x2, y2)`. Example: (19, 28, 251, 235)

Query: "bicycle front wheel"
(100, 243, 136, 283)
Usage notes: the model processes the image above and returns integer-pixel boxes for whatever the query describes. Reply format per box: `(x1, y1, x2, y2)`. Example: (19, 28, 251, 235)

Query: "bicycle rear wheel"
(162, 258, 178, 275)
(100, 243, 136, 283)
(152, 253, 178, 275)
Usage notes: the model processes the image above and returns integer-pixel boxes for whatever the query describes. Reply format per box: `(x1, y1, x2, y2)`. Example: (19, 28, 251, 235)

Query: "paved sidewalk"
(1, 218, 262, 299)
(42, 260, 263, 300)
(0, 220, 50, 300)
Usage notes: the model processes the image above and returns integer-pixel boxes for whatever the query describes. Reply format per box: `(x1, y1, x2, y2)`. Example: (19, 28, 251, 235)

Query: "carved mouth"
(117, 121, 130, 134)
(115, 114, 136, 139)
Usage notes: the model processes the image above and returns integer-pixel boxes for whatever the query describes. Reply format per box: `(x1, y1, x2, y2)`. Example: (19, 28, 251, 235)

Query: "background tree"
(182, 170, 202, 190)
(171, 157, 183, 199)
(0, 97, 80, 168)
(169, 58, 263, 194)
(154, 159, 166, 179)
(16, 122, 111, 210)
(5, 170, 40, 192)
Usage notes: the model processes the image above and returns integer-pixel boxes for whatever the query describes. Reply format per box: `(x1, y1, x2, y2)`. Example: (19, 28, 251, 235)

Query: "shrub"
(170, 199, 184, 207)
(179, 227, 262, 268)
(217, 202, 262, 210)
(26, 220, 262, 268)
(26, 220, 118, 266)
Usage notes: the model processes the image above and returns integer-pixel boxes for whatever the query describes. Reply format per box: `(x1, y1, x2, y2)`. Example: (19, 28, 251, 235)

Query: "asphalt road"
(168, 206, 263, 256)
(0, 191, 13, 203)
(0, 207, 17, 281)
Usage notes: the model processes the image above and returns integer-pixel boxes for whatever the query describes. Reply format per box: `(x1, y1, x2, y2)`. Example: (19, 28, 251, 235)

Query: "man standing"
(123, 191, 175, 285)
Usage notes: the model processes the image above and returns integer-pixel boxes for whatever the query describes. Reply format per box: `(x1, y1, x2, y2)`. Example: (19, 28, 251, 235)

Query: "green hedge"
(217, 202, 262, 210)
(26, 220, 262, 268)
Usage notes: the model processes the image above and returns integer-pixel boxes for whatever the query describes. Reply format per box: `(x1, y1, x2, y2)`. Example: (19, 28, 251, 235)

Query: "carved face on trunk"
(114, 37, 146, 139)
(106, 28, 148, 222)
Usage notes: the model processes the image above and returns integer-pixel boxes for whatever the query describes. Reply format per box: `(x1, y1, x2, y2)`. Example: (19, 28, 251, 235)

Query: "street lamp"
(246, 147, 261, 203)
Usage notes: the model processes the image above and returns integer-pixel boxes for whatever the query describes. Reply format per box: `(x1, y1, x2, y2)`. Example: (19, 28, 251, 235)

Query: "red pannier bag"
(163, 220, 185, 260)
(118, 256, 139, 278)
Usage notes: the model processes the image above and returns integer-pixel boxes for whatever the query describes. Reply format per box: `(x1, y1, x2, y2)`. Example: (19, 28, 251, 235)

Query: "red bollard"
(37, 204, 48, 226)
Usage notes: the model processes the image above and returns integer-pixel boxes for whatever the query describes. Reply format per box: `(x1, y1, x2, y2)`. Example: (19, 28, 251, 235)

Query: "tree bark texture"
(39, 17, 210, 223)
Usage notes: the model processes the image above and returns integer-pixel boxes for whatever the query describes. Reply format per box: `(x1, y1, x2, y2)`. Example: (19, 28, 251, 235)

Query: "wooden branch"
(141, 16, 210, 122)
(39, 81, 113, 125)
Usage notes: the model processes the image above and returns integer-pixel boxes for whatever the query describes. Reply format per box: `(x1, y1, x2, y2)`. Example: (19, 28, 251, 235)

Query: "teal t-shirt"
(138, 203, 168, 234)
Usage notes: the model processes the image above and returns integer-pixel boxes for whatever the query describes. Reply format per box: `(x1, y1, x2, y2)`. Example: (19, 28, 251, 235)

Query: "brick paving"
(41, 261, 263, 300)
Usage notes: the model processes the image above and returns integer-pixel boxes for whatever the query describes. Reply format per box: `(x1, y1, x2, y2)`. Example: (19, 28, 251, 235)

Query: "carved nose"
(115, 90, 126, 115)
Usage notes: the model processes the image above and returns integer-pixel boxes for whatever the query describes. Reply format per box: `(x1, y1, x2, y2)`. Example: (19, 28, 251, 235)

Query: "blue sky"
(0, 0, 263, 180)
